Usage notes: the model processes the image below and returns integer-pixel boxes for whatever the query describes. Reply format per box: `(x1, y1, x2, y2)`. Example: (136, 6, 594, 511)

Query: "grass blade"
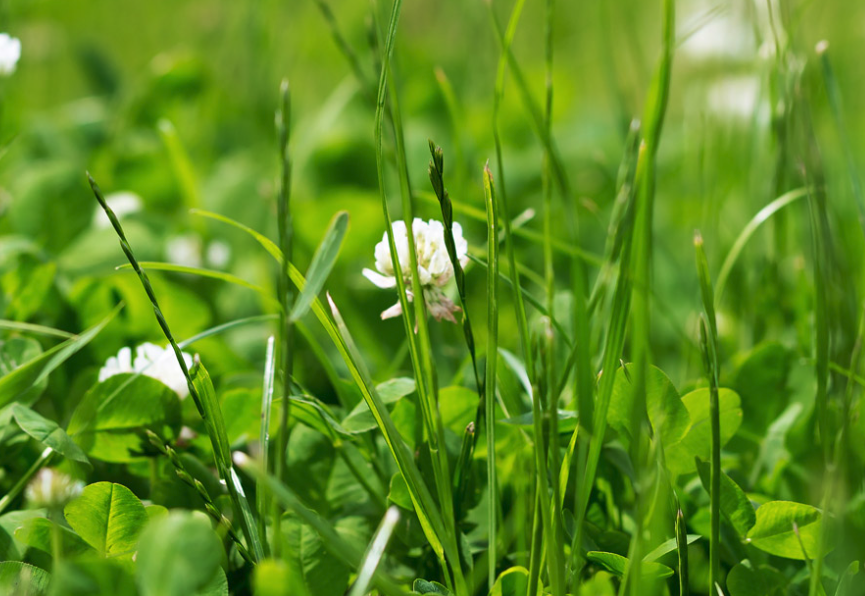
(234, 452, 408, 596)
(348, 507, 401, 596)
(258, 335, 276, 557)
(0, 320, 75, 339)
(88, 173, 262, 562)
(289, 210, 349, 322)
(483, 164, 500, 589)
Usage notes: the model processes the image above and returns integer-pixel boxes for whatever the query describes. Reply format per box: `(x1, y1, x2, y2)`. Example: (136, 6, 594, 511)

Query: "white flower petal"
(363, 268, 397, 288)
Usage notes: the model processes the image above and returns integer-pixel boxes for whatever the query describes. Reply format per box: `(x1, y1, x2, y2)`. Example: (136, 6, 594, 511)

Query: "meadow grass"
(1, 1, 865, 595)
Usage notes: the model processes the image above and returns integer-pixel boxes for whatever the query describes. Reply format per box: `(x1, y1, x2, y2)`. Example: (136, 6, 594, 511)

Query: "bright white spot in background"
(94, 191, 142, 228)
(0, 33, 21, 75)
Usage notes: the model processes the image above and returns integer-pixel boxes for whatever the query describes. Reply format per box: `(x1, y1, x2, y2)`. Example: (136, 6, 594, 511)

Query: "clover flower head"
(0, 33, 20, 76)
(363, 218, 468, 323)
(26, 468, 83, 509)
(98, 342, 193, 399)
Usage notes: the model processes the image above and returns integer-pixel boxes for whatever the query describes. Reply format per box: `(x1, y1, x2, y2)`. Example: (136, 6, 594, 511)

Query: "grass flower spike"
(98, 342, 194, 398)
(363, 217, 468, 323)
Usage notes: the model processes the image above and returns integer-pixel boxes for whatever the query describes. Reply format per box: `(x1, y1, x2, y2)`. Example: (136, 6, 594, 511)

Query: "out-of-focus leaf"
(726, 560, 787, 596)
(412, 579, 451, 594)
(586, 551, 673, 581)
(696, 458, 756, 535)
(746, 501, 826, 560)
(136, 511, 223, 596)
(0, 561, 50, 595)
(67, 375, 181, 462)
(665, 388, 742, 476)
(14, 517, 91, 558)
(11, 404, 90, 465)
(0, 306, 120, 408)
(342, 378, 416, 433)
(732, 342, 791, 433)
(63, 482, 148, 559)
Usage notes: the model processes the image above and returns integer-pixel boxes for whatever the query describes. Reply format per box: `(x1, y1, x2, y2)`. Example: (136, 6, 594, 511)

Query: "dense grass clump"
(2, 1, 865, 595)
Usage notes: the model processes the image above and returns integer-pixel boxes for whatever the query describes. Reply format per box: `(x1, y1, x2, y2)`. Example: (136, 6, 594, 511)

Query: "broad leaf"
(136, 512, 223, 596)
(696, 458, 756, 535)
(342, 378, 416, 433)
(665, 387, 742, 476)
(586, 551, 673, 581)
(67, 375, 181, 462)
(412, 579, 451, 594)
(14, 517, 91, 558)
(609, 364, 690, 449)
(0, 562, 50, 596)
(0, 306, 119, 407)
(746, 501, 825, 560)
(63, 482, 148, 558)
(11, 404, 90, 465)
(726, 560, 787, 596)
(490, 567, 540, 596)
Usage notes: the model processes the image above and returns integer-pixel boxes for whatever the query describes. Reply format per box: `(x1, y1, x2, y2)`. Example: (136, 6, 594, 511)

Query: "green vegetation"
(1, 1, 864, 595)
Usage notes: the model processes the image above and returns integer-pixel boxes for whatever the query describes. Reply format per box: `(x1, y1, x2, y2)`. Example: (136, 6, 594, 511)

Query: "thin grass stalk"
(695, 233, 721, 594)
(310, 0, 375, 101)
(258, 336, 276, 557)
(348, 507, 401, 596)
(88, 174, 261, 561)
(380, 5, 457, 567)
(676, 507, 689, 596)
(0, 447, 53, 515)
(235, 452, 408, 596)
(623, 0, 675, 591)
(273, 79, 294, 559)
(146, 431, 254, 564)
(483, 164, 500, 589)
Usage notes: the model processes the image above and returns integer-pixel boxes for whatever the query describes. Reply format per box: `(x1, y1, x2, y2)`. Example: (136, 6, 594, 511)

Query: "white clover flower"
(166, 234, 202, 269)
(99, 342, 193, 399)
(363, 218, 468, 323)
(0, 34, 21, 76)
(206, 240, 231, 268)
(26, 468, 83, 509)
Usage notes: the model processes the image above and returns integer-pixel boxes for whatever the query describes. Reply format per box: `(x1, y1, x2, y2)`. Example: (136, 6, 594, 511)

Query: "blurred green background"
(1, 0, 864, 415)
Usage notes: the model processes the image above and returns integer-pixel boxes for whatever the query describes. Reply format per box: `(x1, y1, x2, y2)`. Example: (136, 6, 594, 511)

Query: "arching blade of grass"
(88, 174, 263, 562)
(115, 262, 277, 308)
(713, 187, 809, 303)
(234, 453, 408, 596)
(191, 209, 282, 262)
(178, 314, 278, 349)
(415, 190, 604, 266)
(258, 335, 276, 557)
(0, 304, 121, 408)
(483, 164, 500, 590)
(158, 119, 201, 217)
(348, 507, 401, 596)
(0, 320, 75, 339)
(290, 210, 349, 322)
(325, 292, 458, 580)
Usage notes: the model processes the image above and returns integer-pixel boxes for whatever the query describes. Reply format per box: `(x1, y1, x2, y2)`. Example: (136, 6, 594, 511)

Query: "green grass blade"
(234, 452, 408, 596)
(88, 173, 262, 562)
(258, 335, 276, 557)
(115, 261, 274, 304)
(158, 119, 201, 216)
(483, 164, 500, 590)
(289, 210, 349, 322)
(0, 320, 75, 339)
(191, 208, 282, 262)
(0, 305, 121, 407)
(714, 188, 809, 303)
(0, 447, 54, 514)
(349, 507, 401, 596)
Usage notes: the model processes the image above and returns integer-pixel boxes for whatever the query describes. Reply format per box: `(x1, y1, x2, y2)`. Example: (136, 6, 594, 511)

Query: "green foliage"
(746, 501, 826, 560)
(135, 512, 224, 596)
(63, 482, 148, 559)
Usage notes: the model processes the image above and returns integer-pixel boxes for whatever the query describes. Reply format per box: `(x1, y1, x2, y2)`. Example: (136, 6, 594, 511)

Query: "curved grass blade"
(0, 320, 74, 339)
(191, 208, 282, 262)
(88, 173, 262, 562)
(348, 507, 401, 596)
(234, 452, 408, 596)
(0, 447, 54, 514)
(714, 187, 808, 303)
(0, 304, 121, 407)
(290, 210, 349, 322)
